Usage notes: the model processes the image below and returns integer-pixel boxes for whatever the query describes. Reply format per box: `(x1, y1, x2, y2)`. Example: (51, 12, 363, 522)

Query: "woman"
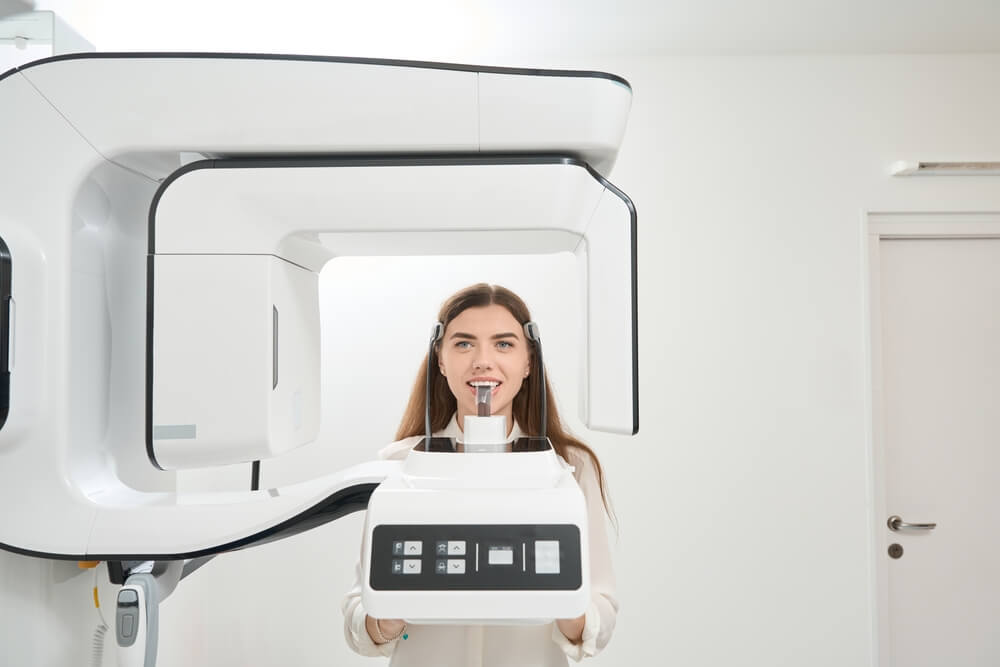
(342, 283, 618, 666)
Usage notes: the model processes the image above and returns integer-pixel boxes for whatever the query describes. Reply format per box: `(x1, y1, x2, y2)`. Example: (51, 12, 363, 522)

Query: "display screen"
(488, 545, 514, 565)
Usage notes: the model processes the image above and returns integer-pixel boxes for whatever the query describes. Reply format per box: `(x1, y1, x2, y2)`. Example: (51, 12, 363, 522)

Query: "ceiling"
(26, 0, 1000, 64)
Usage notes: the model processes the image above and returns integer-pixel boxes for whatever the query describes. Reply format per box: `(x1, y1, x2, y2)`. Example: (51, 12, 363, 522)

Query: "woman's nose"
(472, 356, 493, 370)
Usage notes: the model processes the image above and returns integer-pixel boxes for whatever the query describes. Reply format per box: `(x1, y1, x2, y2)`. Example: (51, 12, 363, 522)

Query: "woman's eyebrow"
(448, 332, 519, 340)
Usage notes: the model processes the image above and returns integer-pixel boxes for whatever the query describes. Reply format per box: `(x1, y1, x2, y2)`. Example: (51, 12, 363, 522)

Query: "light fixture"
(890, 161, 1000, 176)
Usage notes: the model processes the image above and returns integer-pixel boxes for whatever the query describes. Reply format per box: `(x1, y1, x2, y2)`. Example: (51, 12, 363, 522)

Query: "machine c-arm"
(0, 54, 637, 662)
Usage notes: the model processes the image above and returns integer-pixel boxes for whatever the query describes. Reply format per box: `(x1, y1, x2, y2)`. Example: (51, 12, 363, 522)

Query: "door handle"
(887, 515, 937, 532)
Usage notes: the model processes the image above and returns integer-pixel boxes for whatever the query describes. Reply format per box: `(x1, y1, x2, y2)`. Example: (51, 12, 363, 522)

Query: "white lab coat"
(342, 416, 619, 666)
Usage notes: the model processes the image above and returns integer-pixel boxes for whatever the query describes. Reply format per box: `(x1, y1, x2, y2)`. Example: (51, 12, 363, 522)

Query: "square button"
(447, 559, 466, 574)
(391, 559, 403, 574)
(392, 541, 404, 556)
(403, 559, 421, 575)
(447, 541, 466, 556)
(435, 541, 448, 556)
(404, 541, 423, 556)
(535, 541, 560, 574)
(435, 560, 447, 574)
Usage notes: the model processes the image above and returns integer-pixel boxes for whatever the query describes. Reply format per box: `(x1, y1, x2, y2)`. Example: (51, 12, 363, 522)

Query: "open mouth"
(467, 379, 501, 396)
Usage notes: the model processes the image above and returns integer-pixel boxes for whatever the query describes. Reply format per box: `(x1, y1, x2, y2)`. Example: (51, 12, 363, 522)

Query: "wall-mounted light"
(891, 161, 1000, 176)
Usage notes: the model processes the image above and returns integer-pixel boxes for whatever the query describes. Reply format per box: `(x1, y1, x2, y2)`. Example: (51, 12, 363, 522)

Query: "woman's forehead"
(446, 304, 521, 334)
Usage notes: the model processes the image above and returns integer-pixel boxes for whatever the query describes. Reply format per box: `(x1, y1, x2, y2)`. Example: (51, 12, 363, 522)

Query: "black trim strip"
(272, 305, 278, 390)
(0, 52, 630, 89)
(584, 173, 640, 435)
(145, 255, 161, 469)
(0, 482, 378, 561)
(0, 236, 10, 432)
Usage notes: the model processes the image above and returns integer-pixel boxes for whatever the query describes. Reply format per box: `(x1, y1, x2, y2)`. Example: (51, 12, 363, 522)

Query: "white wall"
(6, 53, 1000, 667)
(596, 53, 1000, 666)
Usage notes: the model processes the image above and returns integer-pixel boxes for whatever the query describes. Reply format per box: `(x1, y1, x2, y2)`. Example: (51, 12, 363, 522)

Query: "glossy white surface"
(86, 460, 397, 556)
(579, 189, 636, 434)
(0, 71, 105, 556)
(0, 55, 633, 558)
(153, 160, 636, 436)
(23, 58, 480, 171)
(479, 72, 631, 174)
(19, 56, 629, 178)
(152, 254, 320, 469)
(153, 161, 604, 262)
(363, 448, 589, 622)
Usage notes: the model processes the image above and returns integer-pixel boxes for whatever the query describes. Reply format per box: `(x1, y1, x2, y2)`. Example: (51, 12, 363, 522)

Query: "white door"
(876, 234, 1000, 666)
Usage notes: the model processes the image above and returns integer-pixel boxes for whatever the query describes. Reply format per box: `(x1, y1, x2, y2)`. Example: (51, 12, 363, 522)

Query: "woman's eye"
(497, 341, 513, 350)
(456, 341, 472, 349)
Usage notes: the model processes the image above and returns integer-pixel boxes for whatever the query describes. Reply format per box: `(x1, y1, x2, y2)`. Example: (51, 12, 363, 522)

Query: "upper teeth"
(469, 381, 499, 387)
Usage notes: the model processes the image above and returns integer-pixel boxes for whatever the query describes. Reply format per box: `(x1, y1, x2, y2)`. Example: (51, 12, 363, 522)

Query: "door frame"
(865, 211, 1000, 667)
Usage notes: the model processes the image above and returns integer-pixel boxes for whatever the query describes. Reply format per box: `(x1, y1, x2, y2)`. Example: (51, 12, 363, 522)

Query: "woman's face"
(438, 304, 531, 427)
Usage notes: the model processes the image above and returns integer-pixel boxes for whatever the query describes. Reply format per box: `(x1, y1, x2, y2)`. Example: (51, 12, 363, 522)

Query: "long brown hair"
(395, 283, 613, 518)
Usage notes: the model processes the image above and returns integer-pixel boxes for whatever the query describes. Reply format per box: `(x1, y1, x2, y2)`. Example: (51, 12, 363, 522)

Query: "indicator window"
(488, 545, 514, 566)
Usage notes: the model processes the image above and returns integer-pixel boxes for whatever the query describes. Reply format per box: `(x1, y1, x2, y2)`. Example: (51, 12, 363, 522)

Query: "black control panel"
(370, 524, 581, 591)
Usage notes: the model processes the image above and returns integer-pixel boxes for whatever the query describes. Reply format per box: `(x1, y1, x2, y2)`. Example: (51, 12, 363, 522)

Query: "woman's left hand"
(556, 613, 586, 644)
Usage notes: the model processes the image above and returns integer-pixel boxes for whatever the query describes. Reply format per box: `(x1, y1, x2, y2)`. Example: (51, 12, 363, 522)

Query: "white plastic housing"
(151, 254, 320, 469)
(17, 56, 630, 178)
(152, 160, 637, 442)
(462, 415, 508, 452)
(0, 54, 635, 560)
(362, 448, 589, 622)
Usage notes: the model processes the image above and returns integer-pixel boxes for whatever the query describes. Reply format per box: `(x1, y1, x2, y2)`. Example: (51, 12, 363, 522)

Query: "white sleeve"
(341, 525, 401, 657)
(551, 452, 619, 661)
(343, 437, 421, 656)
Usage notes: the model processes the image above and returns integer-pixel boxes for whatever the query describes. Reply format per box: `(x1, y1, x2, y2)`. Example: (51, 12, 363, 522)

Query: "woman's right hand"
(366, 615, 406, 644)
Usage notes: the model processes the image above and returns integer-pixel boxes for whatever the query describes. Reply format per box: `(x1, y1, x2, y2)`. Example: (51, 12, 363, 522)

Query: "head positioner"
(425, 321, 445, 444)
(522, 321, 547, 439)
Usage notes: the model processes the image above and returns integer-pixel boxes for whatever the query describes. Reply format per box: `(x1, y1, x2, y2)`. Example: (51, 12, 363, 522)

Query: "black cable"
(250, 461, 261, 491)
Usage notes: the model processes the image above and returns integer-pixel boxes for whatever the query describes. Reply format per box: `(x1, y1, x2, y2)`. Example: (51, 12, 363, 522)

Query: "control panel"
(370, 524, 581, 591)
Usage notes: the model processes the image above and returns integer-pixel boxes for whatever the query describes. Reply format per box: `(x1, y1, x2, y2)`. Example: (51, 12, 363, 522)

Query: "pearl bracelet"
(374, 618, 406, 644)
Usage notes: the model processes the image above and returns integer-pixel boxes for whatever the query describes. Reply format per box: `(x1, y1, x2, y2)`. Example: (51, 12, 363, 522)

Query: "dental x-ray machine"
(0, 53, 637, 665)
